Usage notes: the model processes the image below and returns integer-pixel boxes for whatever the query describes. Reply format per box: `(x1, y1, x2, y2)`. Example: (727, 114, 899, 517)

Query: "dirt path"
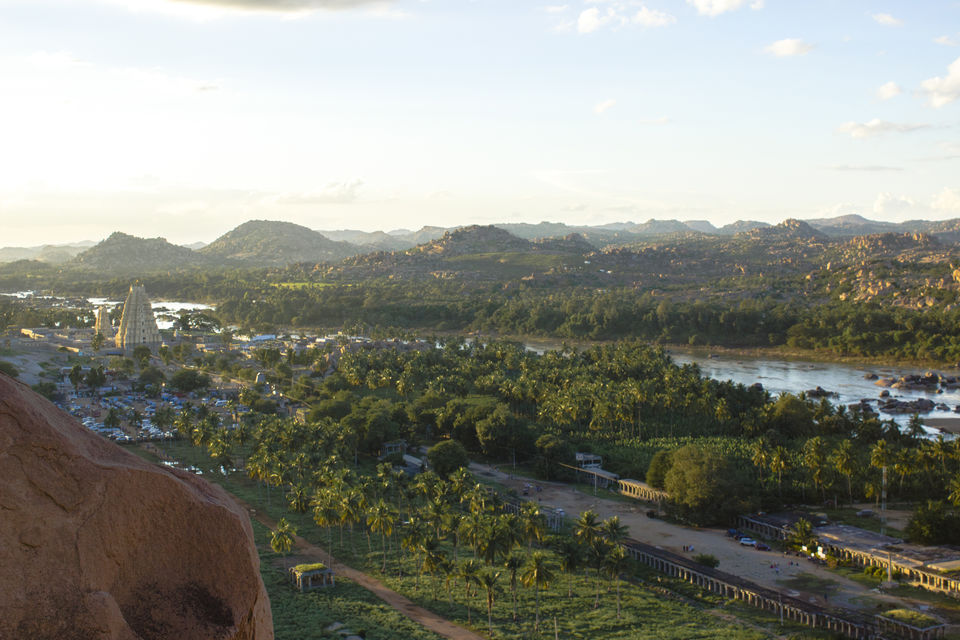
(242, 502, 486, 640)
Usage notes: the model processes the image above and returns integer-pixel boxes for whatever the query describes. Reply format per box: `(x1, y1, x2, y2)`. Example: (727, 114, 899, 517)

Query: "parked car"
(755, 543, 771, 551)
(739, 537, 757, 546)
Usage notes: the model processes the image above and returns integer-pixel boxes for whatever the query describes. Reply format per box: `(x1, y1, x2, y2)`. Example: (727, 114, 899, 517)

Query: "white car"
(738, 537, 757, 547)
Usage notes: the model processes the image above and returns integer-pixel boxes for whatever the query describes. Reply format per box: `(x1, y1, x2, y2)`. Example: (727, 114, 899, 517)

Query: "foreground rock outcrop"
(0, 374, 273, 640)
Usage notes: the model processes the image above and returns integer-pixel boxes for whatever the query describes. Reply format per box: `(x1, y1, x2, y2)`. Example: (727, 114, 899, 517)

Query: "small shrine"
(289, 562, 335, 592)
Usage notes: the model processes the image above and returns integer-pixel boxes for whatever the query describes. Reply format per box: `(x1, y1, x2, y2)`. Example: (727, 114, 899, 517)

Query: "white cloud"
(872, 13, 903, 27)
(876, 81, 902, 101)
(96, 0, 394, 20)
(921, 56, 960, 108)
(837, 119, 930, 138)
(764, 38, 814, 57)
(633, 6, 676, 27)
(873, 192, 914, 215)
(829, 165, 902, 172)
(817, 202, 862, 218)
(594, 99, 617, 114)
(545, 4, 569, 13)
(686, 0, 757, 16)
(574, 3, 674, 33)
(270, 180, 364, 205)
(932, 187, 960, 213)
(934, 35, 958, 47)
(577, 7, 607, 33)
(638, 116, 671, 125)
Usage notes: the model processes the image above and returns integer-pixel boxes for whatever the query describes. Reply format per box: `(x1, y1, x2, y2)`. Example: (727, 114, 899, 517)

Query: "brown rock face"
(0, 374, 273, 640)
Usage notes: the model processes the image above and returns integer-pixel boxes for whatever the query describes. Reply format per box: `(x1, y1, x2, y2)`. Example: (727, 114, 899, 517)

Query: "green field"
(147, 442, 828, 639)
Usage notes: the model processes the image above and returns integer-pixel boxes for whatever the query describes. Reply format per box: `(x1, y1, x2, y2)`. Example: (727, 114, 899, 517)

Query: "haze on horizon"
(1, 0, 960, 247)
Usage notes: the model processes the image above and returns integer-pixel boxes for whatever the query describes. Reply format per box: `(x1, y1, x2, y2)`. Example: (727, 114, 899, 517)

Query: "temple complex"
(94, 306, 113, 339)
(114, 284, 161, 350)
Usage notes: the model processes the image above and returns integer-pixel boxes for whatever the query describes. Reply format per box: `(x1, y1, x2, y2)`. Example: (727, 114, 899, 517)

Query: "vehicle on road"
(739, 537, 757, 547)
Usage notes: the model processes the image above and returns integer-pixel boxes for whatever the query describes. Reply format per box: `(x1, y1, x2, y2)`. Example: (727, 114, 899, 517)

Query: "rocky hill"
(408, 225, 533, 256)
(0, 373, 272, 639)
(319, 229, 413, 252)
(533, 233, 597, 253)
(718, 220, 771, 235)
(74, 232, 206, 272)
(202, 220, 359, 265)
(806, 214, 900, 236)
(740, 218, 827, 241)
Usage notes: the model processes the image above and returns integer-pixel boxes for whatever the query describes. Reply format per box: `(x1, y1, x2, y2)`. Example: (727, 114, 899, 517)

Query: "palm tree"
(787, 518, 816, 551)
(422, 544, 446, 601)
(603, 545, 628, 618)
(401, 516, 429, 589)
(803, 436, 829, 502)
(477, 569, 502, 636)
(520, 503, 546, 554)
(459, 511, 485, 560)
(948, 475, 960, 507)
(601, 515, 628, 546)
(503, 553, 524, 621)
(932, 434, 950, 477)
(311, 489, 339, 550)
(270, 517, 296, 568)
(893, 449, 915, 496)
(751, 437, 769, 485)
(829, 439, 857, 505)
(769, 446, 790, 498)
(521, 551, 554, 632)
(573, 510, 601, 548)
(287, 483, 309, 514)
(438, 554, 457, 606)
(459, 558, 481, 625)
(555, 537, 582, 598)
(478, 517, 513, 566)
(588, 537, 610, 608)
(367, 499, 396, 572)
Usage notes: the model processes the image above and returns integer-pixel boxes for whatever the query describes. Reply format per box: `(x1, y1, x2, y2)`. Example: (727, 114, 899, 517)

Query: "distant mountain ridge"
(11, 215, 960, 277)
(0, 241, 94, 264)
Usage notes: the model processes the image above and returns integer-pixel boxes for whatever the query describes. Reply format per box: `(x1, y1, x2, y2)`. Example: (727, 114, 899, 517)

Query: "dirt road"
(472, 463, 909, 613)
(245, 504, 485, 640)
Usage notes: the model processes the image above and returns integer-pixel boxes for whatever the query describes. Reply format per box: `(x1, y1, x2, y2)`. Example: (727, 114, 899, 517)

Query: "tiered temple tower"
(115, 284, 161, 350)
(94, 306, 113, 339)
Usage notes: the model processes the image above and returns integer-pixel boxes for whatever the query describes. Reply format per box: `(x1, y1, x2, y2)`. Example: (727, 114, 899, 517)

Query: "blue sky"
(1, 0, 959, 245)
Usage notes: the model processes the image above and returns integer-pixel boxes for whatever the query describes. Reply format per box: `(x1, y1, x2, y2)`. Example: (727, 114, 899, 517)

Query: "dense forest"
(174, 338, 960, 535)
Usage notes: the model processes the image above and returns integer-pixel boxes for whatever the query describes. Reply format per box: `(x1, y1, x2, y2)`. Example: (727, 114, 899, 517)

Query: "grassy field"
(253, 520, 445, 640)
(145, 441, 834, 639)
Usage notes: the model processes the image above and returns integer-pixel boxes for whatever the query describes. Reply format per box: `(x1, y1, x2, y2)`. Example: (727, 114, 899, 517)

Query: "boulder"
(0, 373, 273, 640)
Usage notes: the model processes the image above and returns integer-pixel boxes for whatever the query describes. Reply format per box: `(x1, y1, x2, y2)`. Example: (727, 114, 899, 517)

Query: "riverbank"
(481, 332, 960, 373)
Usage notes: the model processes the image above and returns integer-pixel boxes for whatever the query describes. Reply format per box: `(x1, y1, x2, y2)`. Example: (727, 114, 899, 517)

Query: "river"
(522, 339, 960, 432)
(670, 348, 960, 431)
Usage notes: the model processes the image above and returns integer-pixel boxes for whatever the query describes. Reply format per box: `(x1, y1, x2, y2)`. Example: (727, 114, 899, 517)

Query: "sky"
(1, 0, 960, 246)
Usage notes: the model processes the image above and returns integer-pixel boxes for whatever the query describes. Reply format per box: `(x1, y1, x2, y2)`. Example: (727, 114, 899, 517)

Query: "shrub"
(693, 553, 720, 568)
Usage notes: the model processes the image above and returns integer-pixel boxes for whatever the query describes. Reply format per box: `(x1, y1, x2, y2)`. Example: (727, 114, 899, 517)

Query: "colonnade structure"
(816, 524, 960, 596)
(621, 537, 876, 638)
(491, 488, 879, 637)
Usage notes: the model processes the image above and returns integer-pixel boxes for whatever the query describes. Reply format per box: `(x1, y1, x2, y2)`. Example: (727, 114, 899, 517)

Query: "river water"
(667, 348, 960, 431)
(521, 339, 960, 431)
